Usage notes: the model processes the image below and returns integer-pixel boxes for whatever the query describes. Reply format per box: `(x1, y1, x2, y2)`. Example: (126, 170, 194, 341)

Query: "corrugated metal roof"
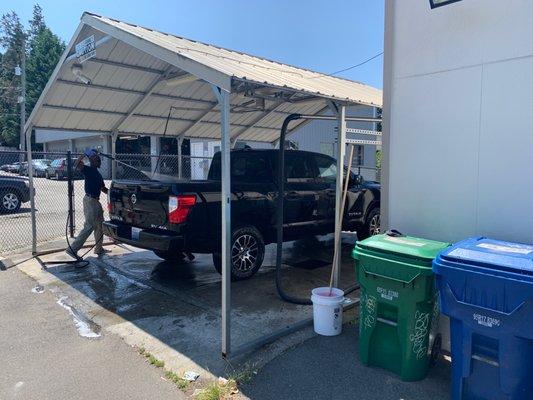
(27, 12, 382, 143)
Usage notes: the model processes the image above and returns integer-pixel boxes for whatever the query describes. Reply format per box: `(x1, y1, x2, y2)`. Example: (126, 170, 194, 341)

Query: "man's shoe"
(95, 248, 111, 257)
(66, 248, 79, 259)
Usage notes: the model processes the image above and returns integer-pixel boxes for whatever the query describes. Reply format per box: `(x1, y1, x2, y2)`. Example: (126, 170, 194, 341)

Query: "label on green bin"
(377, 286, 399, 301)
(383, 236, 426, 247)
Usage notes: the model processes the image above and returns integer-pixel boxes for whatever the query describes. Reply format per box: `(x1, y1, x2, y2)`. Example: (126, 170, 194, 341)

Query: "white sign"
(476, 242, 533, 255)
(473, 313, 501, 328)
(377, 286, 399, 301)
(384, 236, 426, 247)
(75, 35, 96, 63)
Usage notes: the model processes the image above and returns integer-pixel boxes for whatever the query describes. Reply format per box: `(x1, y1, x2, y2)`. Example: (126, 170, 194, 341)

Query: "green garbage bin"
(352, 232, 450, 381)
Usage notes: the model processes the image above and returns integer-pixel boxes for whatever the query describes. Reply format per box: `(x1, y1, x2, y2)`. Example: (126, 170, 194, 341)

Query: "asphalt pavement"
(240, 325, 451, 400)
(0, 267, 185, 400)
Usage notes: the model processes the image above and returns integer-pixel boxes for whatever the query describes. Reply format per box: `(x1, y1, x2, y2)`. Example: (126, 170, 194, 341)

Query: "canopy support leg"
(212, 84, 232, 358)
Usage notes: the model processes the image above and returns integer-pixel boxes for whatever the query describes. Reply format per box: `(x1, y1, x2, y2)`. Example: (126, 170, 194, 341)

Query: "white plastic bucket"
(311, 287, 345, 336)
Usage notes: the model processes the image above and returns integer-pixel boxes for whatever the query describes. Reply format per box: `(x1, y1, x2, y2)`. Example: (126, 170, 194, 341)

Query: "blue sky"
(2, 0, 384, 88)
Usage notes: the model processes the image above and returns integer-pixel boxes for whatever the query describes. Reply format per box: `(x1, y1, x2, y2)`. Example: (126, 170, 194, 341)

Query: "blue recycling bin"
(433, 237, 533, 400)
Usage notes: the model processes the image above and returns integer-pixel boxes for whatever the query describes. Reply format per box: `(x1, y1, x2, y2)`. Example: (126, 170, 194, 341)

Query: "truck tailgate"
(110, 180, 171, 229)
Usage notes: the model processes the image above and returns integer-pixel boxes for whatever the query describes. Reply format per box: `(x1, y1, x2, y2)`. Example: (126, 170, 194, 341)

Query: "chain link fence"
(0, 150, 213, 256)
(114, 153, 213, 180)
(0, 149, 380, 256)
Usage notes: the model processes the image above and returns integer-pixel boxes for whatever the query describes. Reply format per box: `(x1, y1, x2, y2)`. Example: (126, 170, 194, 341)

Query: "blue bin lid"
(438, 237, 533, 276)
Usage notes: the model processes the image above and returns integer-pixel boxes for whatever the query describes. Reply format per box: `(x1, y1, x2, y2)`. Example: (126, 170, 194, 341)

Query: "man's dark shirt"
(82, 165, 104, 198)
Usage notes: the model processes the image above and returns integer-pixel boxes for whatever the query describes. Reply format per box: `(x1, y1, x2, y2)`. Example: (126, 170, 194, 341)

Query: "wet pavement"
(23, 234, 359, 382)
(11, 233, 452, 399)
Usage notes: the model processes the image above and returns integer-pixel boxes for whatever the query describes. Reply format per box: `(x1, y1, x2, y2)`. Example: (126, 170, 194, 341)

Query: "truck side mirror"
(350, 173, 363, 186)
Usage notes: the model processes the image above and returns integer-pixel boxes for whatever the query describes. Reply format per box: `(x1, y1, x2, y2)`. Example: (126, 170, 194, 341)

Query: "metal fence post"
(177, 136, 183, 179)
(111, 131, 117, 180)
(66, 151, 75, 238)
(24, 127, 37, 255)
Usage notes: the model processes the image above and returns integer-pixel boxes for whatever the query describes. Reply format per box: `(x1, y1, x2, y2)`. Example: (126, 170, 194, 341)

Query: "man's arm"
(74, 155, 85, 171)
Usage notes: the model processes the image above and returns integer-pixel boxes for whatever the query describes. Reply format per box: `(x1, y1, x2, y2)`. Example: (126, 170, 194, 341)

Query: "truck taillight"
(168, 195, 196, 224)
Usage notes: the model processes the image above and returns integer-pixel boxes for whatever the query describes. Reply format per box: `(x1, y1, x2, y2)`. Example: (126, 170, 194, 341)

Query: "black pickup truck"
(103, 149, 380, 280)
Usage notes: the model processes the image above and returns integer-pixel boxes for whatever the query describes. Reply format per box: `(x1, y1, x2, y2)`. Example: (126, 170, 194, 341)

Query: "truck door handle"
(286, 191, 299, 200)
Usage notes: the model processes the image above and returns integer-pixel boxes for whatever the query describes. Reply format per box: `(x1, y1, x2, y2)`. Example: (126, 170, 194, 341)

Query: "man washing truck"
(66, 149, 109, 260)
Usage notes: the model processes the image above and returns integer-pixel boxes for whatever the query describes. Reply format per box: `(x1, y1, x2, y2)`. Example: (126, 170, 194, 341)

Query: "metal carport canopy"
(24, 12, 383, 359)
(25, 12, 382, 142)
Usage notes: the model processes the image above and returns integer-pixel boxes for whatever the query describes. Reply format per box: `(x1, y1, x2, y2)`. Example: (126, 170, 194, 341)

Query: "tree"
(26, 27, 65, 119)
(0, 11, 25, 147)
(0, 5, 64, 148)
(28, 4, 45, 47)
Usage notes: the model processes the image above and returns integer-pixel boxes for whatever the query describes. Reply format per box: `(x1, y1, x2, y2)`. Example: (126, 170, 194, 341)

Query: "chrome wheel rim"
(231, 234, 258, 273)
(369, 214, 381, 236)
(2, 193, 19, 210)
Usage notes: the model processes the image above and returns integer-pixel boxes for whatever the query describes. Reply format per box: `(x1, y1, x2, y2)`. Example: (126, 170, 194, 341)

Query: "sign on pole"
(75, 35, 96, 63)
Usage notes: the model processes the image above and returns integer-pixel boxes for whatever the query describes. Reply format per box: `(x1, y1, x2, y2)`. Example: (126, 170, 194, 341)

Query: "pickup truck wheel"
(359, 207, 380, 240)
(1, 189, 21, 213)
(153, 250, 185, 262)
(213, 226, 265, 281)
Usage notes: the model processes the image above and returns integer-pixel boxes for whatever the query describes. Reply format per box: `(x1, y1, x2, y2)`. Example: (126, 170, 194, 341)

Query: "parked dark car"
(104, 149, 381, 280)
(46, 158, 83, 180)
(0, 176, 31, 213)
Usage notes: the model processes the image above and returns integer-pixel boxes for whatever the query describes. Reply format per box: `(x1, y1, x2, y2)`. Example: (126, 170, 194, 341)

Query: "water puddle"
(31, 285, 44, 294)
(56, 296, 102, 339)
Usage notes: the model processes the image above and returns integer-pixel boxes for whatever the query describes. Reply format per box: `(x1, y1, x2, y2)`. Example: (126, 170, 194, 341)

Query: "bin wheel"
(430, 333, 442, 366)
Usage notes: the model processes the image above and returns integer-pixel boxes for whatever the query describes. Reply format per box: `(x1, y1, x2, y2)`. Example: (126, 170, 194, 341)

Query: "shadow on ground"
(36, 234, 359, 378)
(241, 326, 451, 400)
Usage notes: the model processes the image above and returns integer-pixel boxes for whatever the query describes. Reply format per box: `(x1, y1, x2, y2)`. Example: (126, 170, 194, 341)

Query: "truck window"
(314, 154, 337, 183)
(233, 154, 272, 183)
(208, 153, 272, 183)
(285, 153, 315, 182)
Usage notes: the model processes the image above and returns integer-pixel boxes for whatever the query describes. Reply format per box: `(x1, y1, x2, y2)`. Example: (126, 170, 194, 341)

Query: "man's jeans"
(70, 196, 104, 253)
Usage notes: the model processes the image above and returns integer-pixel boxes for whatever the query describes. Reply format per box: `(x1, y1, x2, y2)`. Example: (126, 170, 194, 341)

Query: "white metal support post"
(334, 105, 347, 287)
(211, 84, 231, 357)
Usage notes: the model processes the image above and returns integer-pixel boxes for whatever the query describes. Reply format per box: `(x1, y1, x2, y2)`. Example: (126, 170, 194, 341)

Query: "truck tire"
(213, 226, 265, 281)
(153, 250, 185, 263)
(359, 207, 380, 240)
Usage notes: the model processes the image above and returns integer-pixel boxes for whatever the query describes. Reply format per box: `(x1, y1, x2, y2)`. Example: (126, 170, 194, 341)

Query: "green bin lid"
(354, 233, 450, 262)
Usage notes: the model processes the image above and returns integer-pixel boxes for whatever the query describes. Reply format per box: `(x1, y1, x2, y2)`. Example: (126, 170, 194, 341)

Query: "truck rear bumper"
(102, 220, 184, 252)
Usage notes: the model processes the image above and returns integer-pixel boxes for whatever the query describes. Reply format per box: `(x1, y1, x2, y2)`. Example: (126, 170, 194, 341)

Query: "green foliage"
(164, 370, 189, 390)
(148, 354, 165, 368)
(26, 27, 65, 117)
(0, 4, 64, 147)
(195, 381, 235, 400)
(0, 11, 24, 147)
